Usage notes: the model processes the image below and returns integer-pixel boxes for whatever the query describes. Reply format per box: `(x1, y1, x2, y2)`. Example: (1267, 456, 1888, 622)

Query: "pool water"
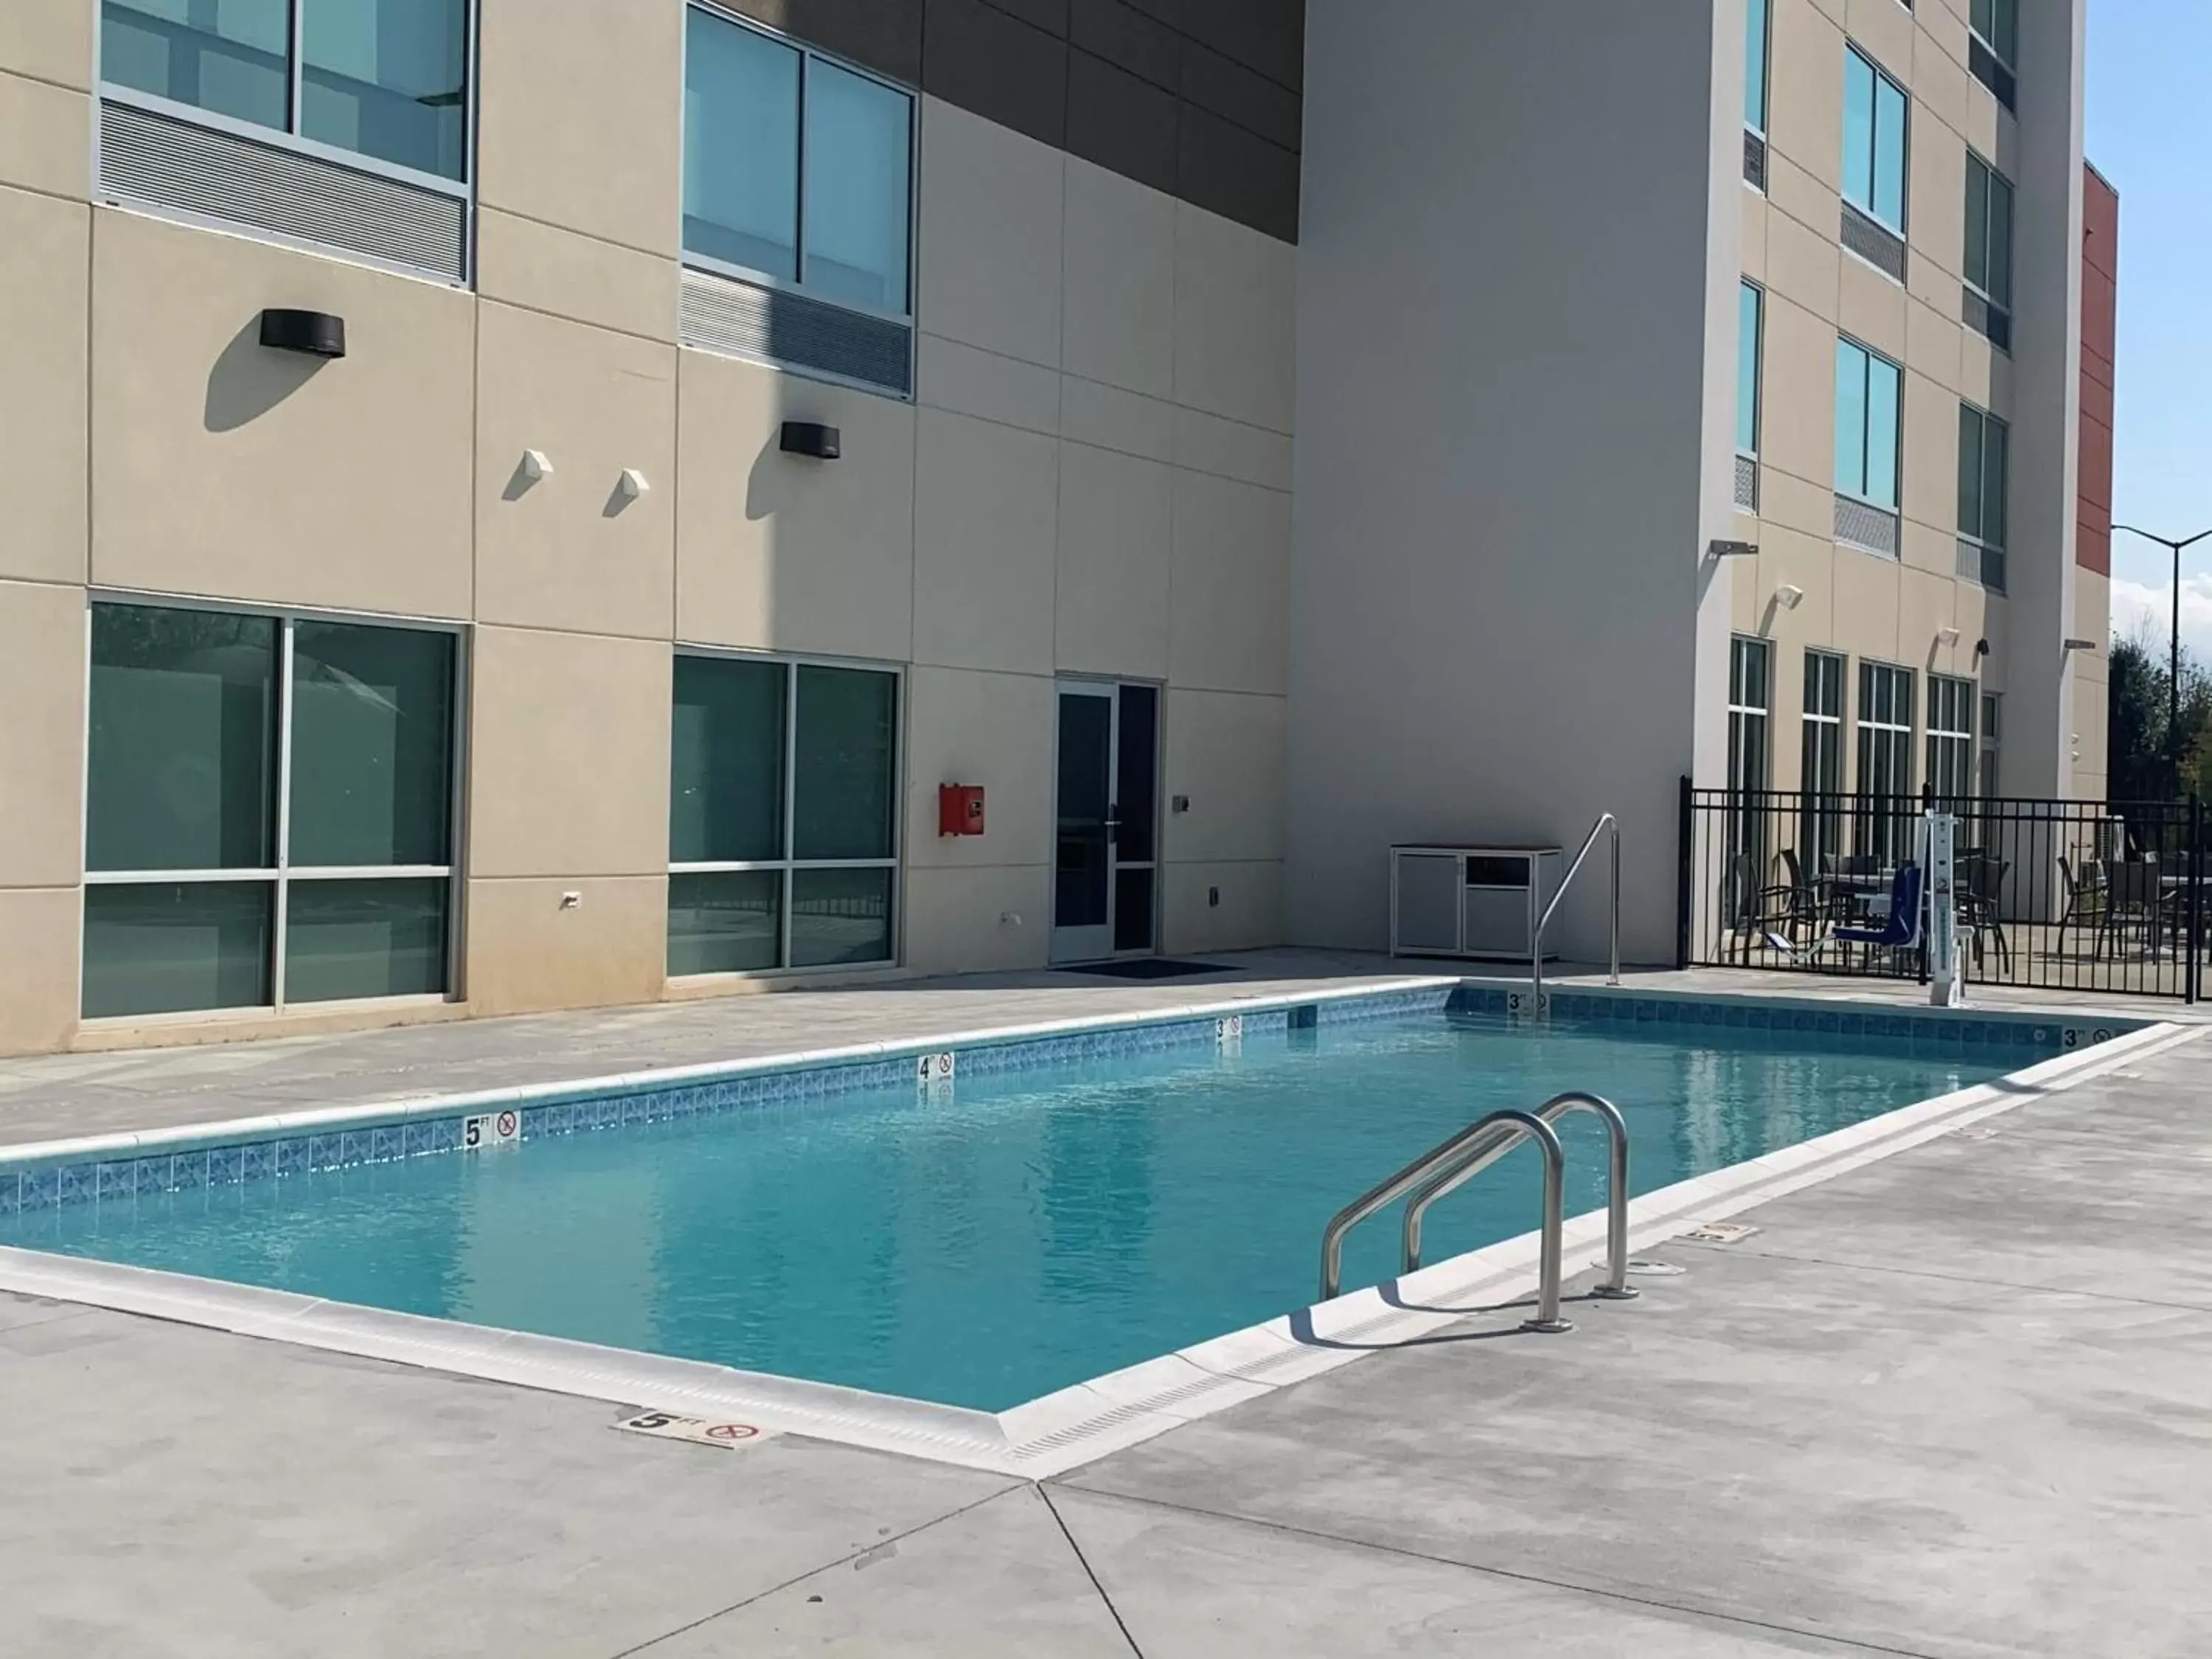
(0, 1011, 2008, 1411)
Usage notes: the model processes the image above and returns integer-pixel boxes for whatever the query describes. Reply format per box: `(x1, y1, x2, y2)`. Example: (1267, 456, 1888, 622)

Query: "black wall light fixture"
(779, 421, 841, 460)
(259, 307, 347, 358)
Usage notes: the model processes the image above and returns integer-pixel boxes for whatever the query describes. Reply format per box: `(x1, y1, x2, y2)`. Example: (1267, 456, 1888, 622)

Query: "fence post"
(2191, 796, 2204, 1005)
(1676, 775, 1693, 970)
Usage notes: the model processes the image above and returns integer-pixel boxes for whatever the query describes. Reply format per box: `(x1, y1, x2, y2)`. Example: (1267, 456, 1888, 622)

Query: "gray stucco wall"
(1285, 0, 1742, 965)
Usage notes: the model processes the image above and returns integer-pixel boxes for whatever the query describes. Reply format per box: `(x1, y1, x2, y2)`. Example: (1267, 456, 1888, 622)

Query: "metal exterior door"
(1051, 682, 1158, 962)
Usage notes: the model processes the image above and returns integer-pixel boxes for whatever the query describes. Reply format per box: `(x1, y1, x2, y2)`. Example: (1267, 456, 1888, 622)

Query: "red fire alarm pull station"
(939, 783, 986, 837)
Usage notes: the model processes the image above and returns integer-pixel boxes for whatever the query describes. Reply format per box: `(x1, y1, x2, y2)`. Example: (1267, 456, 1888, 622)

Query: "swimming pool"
(0, 990, 2041, 1411)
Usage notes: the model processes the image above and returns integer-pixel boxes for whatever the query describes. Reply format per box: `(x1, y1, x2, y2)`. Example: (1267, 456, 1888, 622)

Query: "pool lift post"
(1926, 807, 1964, 1008)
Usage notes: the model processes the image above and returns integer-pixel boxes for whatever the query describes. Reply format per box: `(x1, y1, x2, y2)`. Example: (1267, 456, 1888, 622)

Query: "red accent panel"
(2077, 162, 2119, 575)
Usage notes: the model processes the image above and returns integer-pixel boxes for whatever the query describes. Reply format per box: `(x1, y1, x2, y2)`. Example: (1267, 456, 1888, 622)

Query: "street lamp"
(2114, 524, 2212, 790)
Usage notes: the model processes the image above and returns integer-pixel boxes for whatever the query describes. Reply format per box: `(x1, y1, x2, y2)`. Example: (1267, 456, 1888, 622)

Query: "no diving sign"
(613, 1410, 773, 1451)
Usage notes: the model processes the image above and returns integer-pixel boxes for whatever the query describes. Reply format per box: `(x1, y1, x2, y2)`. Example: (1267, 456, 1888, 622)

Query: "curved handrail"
(1531, 813, 1621, 1006)
(1400, 1091, 1638, 1301)
(1317, 1108, 1572, 1332)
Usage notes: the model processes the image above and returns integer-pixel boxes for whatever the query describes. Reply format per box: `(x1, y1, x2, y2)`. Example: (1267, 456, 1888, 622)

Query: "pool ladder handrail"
(1531, 813, 1623, 1008)
(1315, 1092, 1638, 1332)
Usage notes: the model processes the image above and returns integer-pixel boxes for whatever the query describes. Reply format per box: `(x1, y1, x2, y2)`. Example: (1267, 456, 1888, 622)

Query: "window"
(1963, 153, 2014, 348)
(1957, 403, 2008, 591)
(1979, 694, 2002, 796)
(1927, 675, 1975, 807)
(682, 4, 914, 319)
(1728, 638, 1773, 920)
(669, 654, 900, 975)
(1969, 0, 2017, 107)
(102, 0, 471, 181)
(1842, 46, 1908, 237)
(1737, 282, 1762, 460)
(1855, 661, 1916, 863)
(1803, 650, 1846, 868)
(82, 602, 458, 1018)
(1745, 0, 1769, 134)
(1835, 338, 1903, 512)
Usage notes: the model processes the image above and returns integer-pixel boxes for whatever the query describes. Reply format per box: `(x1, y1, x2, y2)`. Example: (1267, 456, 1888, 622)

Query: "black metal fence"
(1680, 782, 2207, 1001)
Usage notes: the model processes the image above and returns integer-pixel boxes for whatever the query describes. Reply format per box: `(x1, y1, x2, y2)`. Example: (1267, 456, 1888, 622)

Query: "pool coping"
(0, 1009, 2190, 1480)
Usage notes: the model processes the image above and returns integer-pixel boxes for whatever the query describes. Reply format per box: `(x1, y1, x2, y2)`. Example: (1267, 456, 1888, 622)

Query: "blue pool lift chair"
(1833, 862, 1924, 963)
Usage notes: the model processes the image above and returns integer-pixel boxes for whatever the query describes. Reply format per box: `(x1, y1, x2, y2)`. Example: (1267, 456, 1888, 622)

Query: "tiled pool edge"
(0, 977, 2141, 1221)
(0, 1020, 2189, 1481)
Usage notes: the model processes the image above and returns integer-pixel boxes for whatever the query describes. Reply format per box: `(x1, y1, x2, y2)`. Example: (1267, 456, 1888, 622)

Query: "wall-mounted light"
(2064, 637, 2099, 654)
(1936, 626, 1962, 648)
(617, 467, 650, 499)
(1975, 638, 1992, 659)
(1707, 538, 1759, 560)
(780, 420, 842, 460)
(1775, 583, 1804, 609)
(259, 307, 347, 358)
(520, 449, 553, 482)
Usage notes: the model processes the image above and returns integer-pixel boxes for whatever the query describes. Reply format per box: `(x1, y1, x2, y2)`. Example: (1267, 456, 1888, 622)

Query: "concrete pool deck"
(0, 966, 2205, 1653)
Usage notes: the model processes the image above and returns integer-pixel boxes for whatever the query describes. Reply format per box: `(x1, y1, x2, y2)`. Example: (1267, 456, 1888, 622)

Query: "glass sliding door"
(1051, 681, 1160, 963)
(82, 600, 458, 1018)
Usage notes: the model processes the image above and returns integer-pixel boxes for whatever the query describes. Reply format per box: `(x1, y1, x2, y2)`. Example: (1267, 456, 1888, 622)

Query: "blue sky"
(2087, 1, 2212, 652)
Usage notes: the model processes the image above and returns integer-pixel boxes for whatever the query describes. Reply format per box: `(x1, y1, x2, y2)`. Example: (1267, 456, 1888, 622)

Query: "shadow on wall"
(203, 316, 329, 432)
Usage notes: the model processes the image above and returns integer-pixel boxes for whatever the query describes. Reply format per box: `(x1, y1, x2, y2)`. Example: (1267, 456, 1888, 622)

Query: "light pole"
(2115, 524, 2212, 791)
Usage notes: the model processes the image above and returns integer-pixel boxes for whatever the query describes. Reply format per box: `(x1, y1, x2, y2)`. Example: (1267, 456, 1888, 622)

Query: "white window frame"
(94, 0, 480, 200)
(1927, 675, 1975, 806)
(1837, 334, 1905, 514)
(1737, 279, 1764, 465)
(80, 590, 469, 1022)
(1842, 43, 1910, 240)
(1970, 0, 2018, 74)
(667, 645, 905, 978)
(1802, 650, 1846, 866)
(1728, 637, 1773, 794)
(1745, 0, 1770, 140)
(1964, 150, 2014, 332)
(678, 1, 920, 330)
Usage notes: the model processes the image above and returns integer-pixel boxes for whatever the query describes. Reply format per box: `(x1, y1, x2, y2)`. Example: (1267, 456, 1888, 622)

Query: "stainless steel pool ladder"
(1531, 813, 1623, 1006)
(1315, 1092, 1638, 1332)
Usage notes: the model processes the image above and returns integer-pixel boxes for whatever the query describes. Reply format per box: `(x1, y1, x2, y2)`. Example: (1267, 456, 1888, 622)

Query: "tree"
(2107, 630, 2212, 801)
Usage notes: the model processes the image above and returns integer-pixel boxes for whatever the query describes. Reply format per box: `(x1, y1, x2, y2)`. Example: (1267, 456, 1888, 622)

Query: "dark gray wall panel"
(1067, 47, 1179, 195)
(748, 0, 1302, 240)
(726, 0, 925, 86)
(1178, 101, 1298, 243)
(923, 0, 1069, 148)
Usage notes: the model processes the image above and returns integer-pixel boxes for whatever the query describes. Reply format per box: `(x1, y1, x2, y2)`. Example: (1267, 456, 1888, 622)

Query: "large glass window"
(1842, 46, 1908, 236)
(1745, 0, 1770, 135)
(1964, 153, 2014, 326)
(1836, 337, 1903, 510)
(83, 602, 457, 1018)
(682, 5, 914, 318)
(1727, 639, 1772, 922)
(1737, 281, 1763, 459)
(1927, 675, 1975, 809)
(1957, 402, 2008, 583)
(669, 655, 900, 975)
(102, 0, 471, 181)
(1970, 0, 2017, 70)
(1855, 661, 1916, 863)
(1979, 695, 2002, 797)
(1803, 650, 1846, 869)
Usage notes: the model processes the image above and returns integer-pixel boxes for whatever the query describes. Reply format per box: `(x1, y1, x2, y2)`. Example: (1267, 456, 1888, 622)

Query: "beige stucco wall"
(1733, 0, 2079, 798)
(0, 32, 1294, 1055)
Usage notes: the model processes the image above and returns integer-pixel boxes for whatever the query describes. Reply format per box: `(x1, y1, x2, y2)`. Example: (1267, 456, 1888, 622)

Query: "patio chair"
(1725, 852, 1820, 961)
(2097, 859, 2163, 963)
(2055, 855, 2106, 959)
(1960, 853, 2010, 971)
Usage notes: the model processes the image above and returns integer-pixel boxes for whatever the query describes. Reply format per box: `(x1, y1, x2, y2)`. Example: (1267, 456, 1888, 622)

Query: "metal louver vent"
(681, 269, 913, 398)
(1834, 495, 1899, 557)
(1840, 202, 1907, 284)
(1733, 455, 1759, 512)
(1961, 288, 2012, 352)
(1742, 131, 1767, 192)
(99, 100, 467, 282)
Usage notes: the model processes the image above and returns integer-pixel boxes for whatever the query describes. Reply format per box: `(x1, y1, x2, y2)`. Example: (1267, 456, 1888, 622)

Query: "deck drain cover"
(1680, 1220, 1760, 1245)
(1618, 1259, 1686, 1276)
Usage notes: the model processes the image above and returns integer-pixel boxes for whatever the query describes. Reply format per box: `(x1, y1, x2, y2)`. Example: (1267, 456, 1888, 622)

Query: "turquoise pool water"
(0, 1009, 2009, 1410)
